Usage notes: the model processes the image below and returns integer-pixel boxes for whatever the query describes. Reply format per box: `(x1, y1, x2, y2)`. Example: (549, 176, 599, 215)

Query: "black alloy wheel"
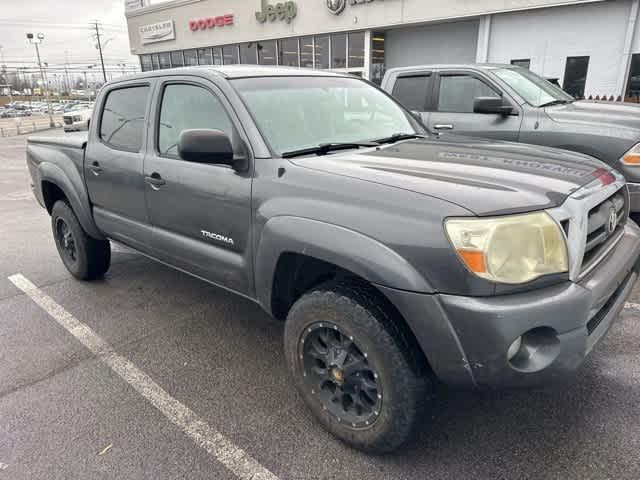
(55, 217, 77, 264)
(300, 322, 382, 429)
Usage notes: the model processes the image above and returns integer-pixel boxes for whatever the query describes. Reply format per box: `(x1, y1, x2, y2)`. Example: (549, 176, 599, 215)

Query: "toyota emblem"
(606, 207, 618, 234)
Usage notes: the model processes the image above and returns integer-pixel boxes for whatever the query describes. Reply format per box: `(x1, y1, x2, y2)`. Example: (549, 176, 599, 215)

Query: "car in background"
(382, 63, 640, 212)
(63, 104, 93, 132)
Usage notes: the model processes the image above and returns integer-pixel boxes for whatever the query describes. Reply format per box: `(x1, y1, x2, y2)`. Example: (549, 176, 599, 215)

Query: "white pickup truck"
(63, 105, 93, 132)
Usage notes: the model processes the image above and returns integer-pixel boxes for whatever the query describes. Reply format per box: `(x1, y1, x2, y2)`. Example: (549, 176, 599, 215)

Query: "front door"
(144, 79, 253, 295)
(428, 72, 522, 141)
(84, 83, 153, 252)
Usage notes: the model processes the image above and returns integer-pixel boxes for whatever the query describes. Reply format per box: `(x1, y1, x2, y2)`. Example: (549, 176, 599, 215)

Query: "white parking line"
(8, 273, 279, 480)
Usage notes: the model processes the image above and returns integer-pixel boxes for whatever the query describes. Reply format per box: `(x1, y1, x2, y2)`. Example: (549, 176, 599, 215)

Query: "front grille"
(580, 190, 627, 273)
(64, 117, 73, 125)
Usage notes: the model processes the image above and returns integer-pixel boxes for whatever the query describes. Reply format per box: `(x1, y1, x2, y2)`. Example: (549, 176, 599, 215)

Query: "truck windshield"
(493, 67, 575, 107)
(232, 76, 424, 156)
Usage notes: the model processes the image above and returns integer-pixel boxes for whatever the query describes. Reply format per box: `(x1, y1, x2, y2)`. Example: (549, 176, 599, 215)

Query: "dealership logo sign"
(256, 0, 297, 23)
(139, 20, 175, 44)
(328, 0, 378, 15)
(326, 0, 346, 15)
(189, 14, 234, 31)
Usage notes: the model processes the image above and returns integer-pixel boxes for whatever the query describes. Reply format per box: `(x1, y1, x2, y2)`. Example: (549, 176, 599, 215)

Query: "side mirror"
(177, 129, 234, 166)
(411, 110, 423, 121)
(473, 97, 515, 115)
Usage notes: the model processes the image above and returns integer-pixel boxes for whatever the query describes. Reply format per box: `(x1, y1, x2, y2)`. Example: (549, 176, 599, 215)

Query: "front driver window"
(437, 75, 500, 113)
(158, 83, 233, 157)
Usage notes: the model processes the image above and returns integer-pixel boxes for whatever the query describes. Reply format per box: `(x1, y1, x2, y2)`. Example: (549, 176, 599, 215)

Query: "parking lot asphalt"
(1, 130, 640, 480)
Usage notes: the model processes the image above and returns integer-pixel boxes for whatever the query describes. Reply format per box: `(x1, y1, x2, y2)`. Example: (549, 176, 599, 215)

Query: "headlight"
(621, 143, 640, 165)
(73, 115, 83, 122)
(445, 212, 568, 284)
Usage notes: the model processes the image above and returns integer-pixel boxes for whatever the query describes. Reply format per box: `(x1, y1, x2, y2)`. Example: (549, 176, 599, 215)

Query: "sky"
(0, 0, 164, 78)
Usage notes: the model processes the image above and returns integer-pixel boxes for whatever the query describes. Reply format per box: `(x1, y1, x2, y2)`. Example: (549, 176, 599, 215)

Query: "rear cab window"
(99, 86, 150, 152)
(392, 74, 431, 111)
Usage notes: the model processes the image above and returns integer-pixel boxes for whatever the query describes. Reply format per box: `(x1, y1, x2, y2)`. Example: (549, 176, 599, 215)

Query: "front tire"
(51, 200, 111, 280)
(284, 280, 430, 453)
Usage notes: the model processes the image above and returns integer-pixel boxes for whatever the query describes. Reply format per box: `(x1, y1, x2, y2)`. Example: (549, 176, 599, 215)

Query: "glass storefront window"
(278, 38, 299, 67)
(170, 51, 184, 67)
(300, 36, 314, 68)
(348, 32, 365, 68)
(314, 36, 329, 69)
(331, 34, 347, 69)
(140, 55, 153, 72)
(370, 31, 385, 85)
(240, 43, 258, 64)
(184, 49, 198, 66)
(198, 48, 213, 65)
(158, 52, 171, 69)
(223, 46, 239, 65)
(213, 47, 223, 65)
(563, 56, 589, 98)
(258, 41, 277, 65)
(152, 54, 160, 70)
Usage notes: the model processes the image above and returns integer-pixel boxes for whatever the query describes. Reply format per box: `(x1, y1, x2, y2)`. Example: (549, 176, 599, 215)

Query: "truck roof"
(111, 65, 349, 84)
(385, 63, 515, 73)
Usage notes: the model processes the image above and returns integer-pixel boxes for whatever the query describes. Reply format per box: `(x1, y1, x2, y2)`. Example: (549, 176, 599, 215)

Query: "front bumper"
(378, 221, 640, 388)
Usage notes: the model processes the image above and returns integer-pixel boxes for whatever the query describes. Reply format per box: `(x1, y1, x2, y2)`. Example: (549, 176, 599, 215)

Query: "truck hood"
(546, 100, 640, 134)
(290, 135, 612, 216)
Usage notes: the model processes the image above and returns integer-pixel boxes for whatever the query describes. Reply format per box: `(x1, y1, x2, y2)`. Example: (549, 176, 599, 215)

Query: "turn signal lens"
(445, 212, 568, 284)
(457, 250, 486, 273)
(622, 143, 640, 165)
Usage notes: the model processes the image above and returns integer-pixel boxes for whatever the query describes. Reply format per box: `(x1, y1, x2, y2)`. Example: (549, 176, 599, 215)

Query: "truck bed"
(27, 132, 88, 150)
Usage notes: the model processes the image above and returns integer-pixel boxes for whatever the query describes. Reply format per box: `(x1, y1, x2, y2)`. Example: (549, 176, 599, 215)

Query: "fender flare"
(254, 216, 433, 313)
(38, 162, 104, 239)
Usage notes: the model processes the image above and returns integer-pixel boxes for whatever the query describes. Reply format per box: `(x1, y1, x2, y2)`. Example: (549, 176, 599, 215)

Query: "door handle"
(433, 124, 454, 130)
(145, 172, 166, 190)
(89, 161, 103, 176)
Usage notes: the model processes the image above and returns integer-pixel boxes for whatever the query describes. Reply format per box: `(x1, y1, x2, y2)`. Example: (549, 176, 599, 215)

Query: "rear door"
(428, 71, 522, 140)
(143, 77, 253, 295)
(84, 82, 153, 252)
(390, 72, 433, 124)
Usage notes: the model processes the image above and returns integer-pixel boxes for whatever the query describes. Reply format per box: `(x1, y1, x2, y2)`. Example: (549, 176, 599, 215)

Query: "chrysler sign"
(139, 20, 175, 44)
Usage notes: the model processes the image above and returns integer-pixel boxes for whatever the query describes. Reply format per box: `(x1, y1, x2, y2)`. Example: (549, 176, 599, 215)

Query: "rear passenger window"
(100, 86, 149, 152)
(392, 75, 430, 111)
(158, 84, 233, 157)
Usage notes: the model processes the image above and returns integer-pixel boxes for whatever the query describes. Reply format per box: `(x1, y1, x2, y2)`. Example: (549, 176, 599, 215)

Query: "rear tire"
(51, 200, 110, 280)
(284, 279, 430, 453)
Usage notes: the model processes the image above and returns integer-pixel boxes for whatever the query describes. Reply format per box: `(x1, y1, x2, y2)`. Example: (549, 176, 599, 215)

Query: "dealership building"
(126, 0, 640, 98)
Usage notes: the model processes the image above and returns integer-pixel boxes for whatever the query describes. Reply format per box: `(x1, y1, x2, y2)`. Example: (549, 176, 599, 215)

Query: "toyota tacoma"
(26, 66, 640, 453)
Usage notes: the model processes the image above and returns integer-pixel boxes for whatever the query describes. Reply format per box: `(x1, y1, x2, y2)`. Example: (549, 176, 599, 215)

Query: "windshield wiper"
(281, 142, 378, 159)
(371, 133, 427, 144)
(539, 99, 573, 108)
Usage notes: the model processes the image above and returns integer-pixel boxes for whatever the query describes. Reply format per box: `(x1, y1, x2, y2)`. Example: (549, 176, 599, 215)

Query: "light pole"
(27, 33, 55, 128)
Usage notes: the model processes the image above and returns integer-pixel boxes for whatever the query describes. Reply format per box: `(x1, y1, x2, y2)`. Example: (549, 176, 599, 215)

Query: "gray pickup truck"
(382, 64, 640, 212)
(26, 66, 640, 453)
